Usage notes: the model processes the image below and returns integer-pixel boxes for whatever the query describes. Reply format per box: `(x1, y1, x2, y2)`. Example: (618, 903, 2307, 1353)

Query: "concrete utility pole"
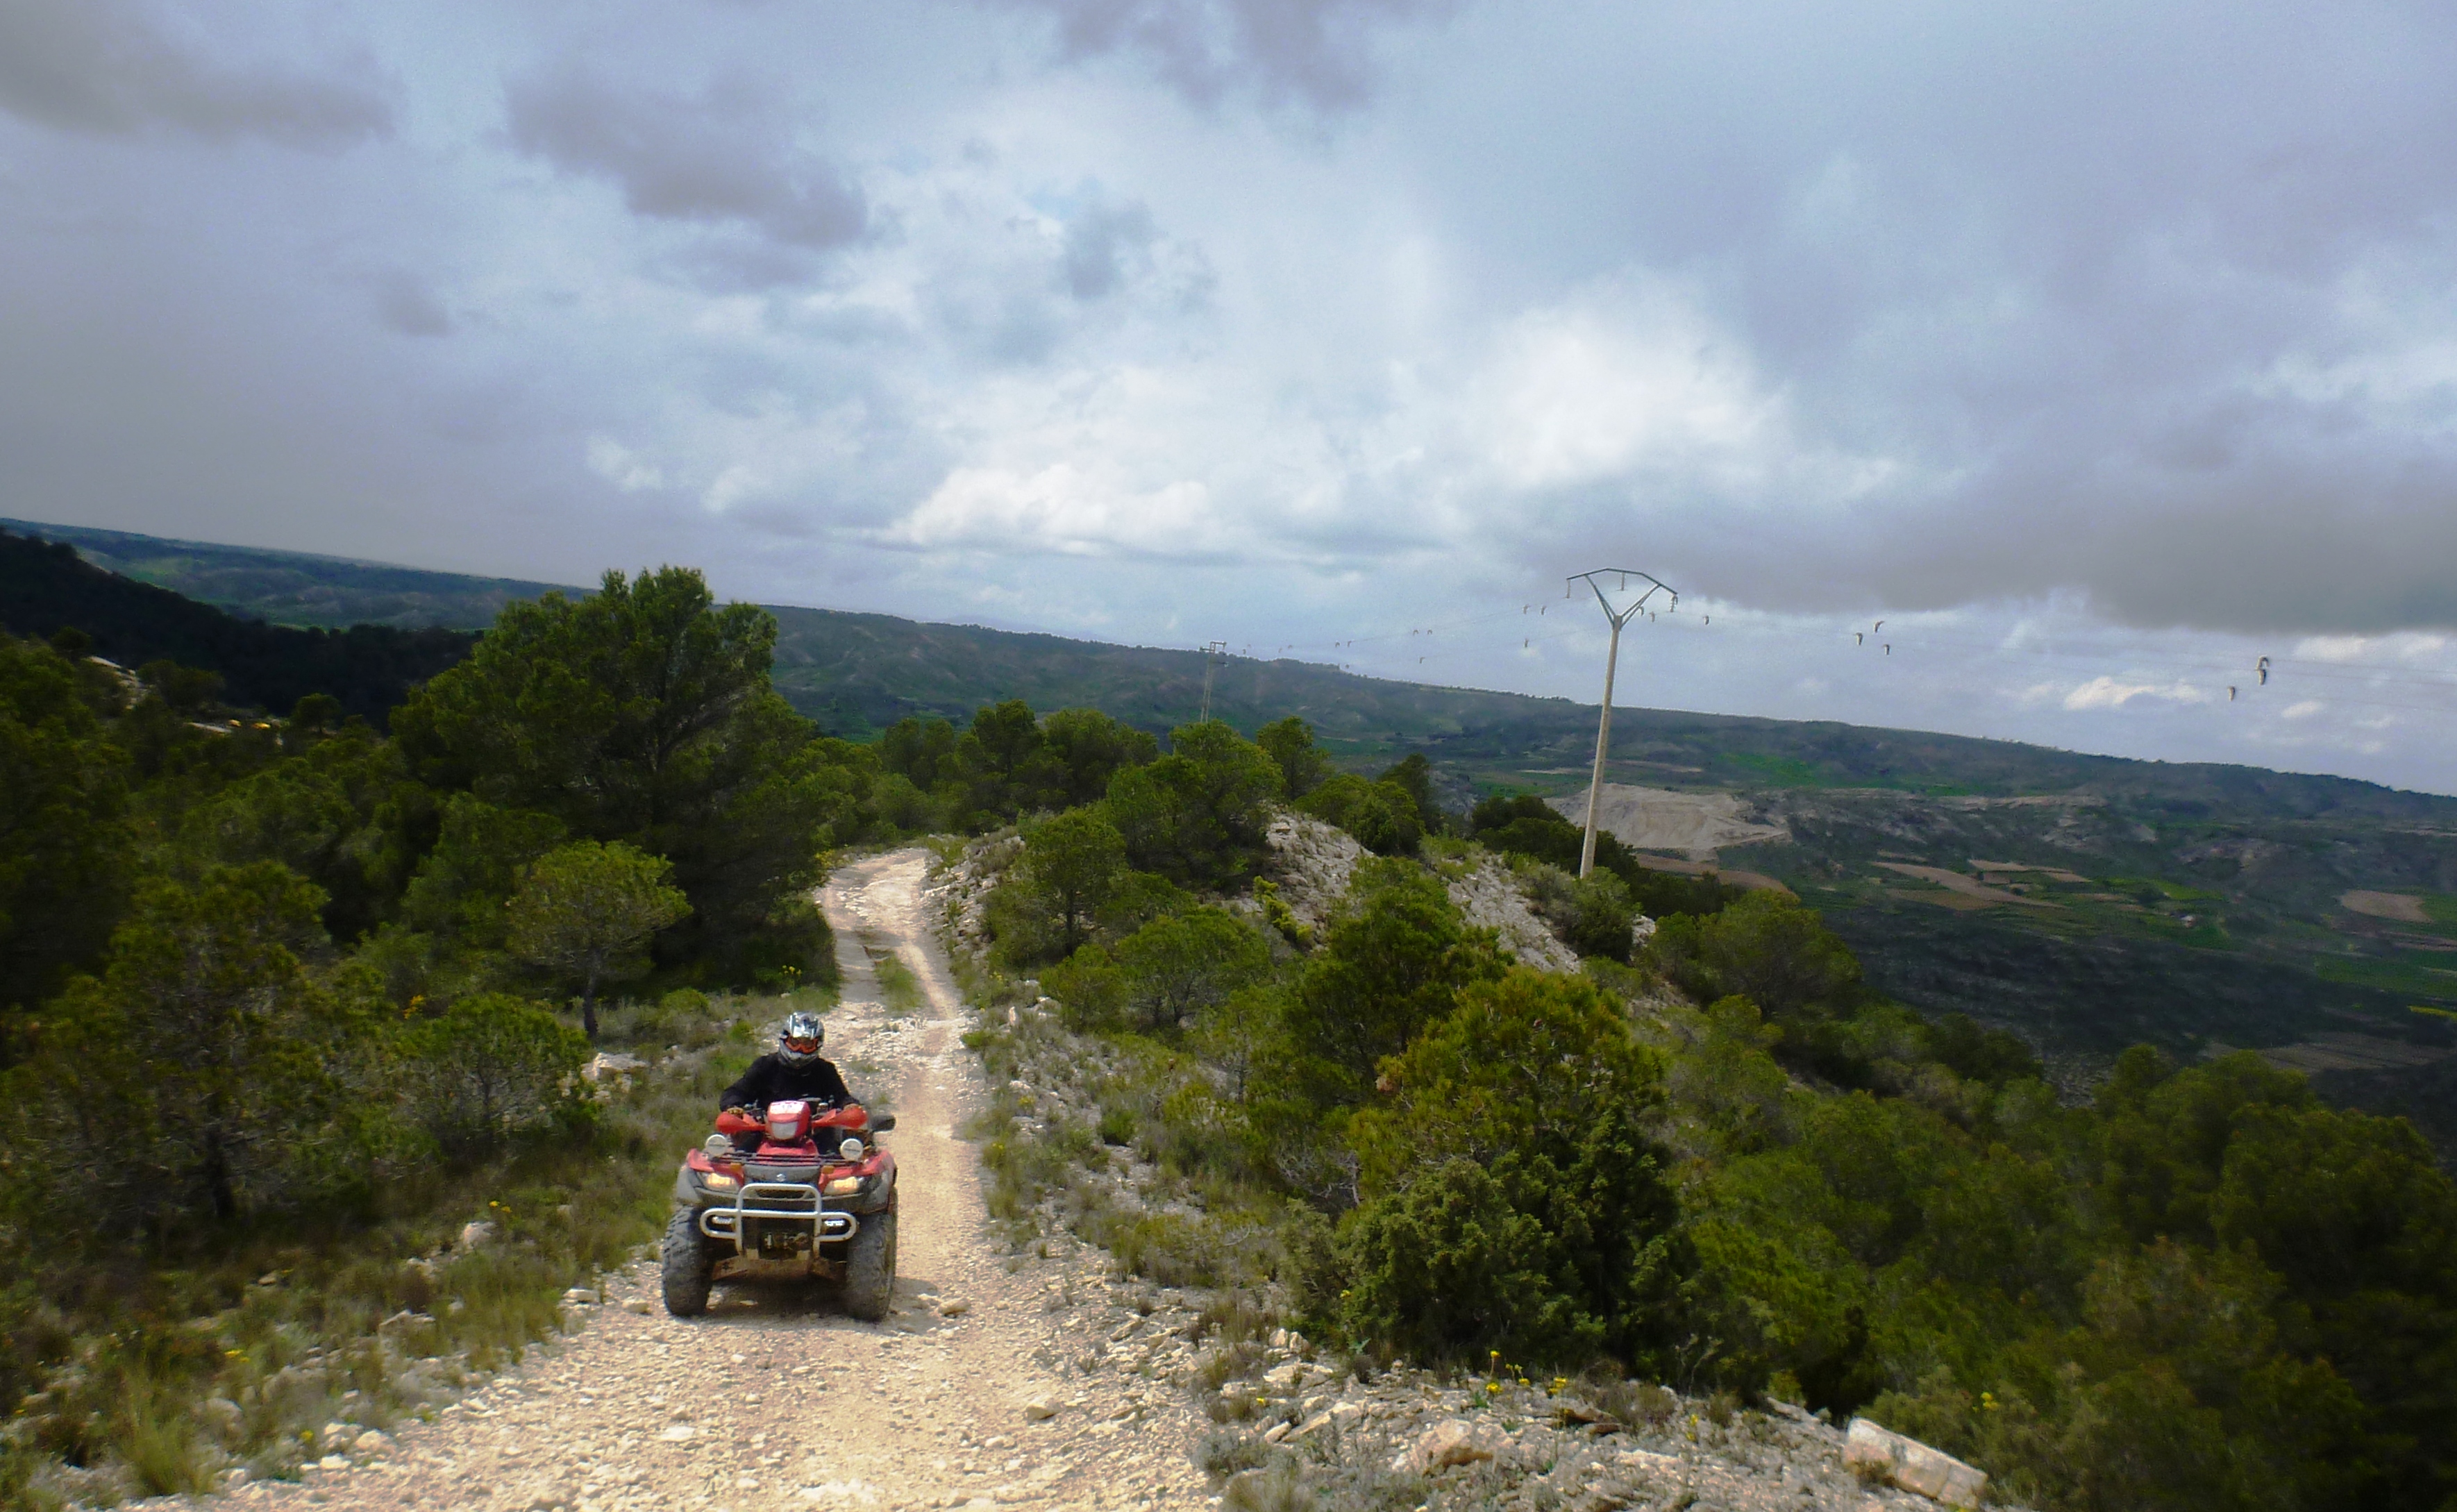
(1198, 641, 1228, 722)
(1568, 569, 1676, 878)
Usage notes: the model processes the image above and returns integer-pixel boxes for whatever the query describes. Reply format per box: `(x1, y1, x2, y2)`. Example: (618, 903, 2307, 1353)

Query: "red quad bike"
(661, 1100, 898, 1319)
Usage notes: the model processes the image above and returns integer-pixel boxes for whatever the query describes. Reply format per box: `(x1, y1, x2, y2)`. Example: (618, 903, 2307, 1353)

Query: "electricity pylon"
(1198, 641, 1228, 722)
(1568, 569, 1676, 878)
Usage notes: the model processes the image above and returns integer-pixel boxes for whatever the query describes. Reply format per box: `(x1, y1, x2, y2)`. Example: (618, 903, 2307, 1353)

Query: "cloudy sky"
(6, 0, 2457, 791)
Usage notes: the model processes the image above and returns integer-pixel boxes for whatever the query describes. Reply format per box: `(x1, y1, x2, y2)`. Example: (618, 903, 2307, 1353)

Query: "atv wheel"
(661, 1207, 713, 1318)
(844, 1208, 896, 1321)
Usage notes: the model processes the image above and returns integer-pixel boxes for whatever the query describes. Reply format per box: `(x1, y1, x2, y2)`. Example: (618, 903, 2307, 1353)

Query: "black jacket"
(720, 1052, 855, 1114)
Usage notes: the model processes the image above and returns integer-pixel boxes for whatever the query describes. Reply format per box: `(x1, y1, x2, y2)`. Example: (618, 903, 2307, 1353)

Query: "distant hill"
(0, 519, 571, 632)
(0, 528, 476, 725)
(10, 517, 2457, 1157)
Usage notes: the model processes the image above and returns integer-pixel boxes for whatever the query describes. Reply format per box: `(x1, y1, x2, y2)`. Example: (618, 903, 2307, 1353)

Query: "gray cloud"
(1062, 194, 1154, 299)
(999, 0, 1454, 109)
(370, 269, 451, 337)
(0, 0, 389, 146)
(10, 0, 2457, 790)
(503, 65, 866, 253)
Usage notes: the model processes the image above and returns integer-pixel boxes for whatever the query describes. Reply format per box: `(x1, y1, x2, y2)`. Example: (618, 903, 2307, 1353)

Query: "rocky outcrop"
(1444, 853, 1584, 972)
(1260, 812, 1368, 934)
(1845, 1417, 1990, 1507)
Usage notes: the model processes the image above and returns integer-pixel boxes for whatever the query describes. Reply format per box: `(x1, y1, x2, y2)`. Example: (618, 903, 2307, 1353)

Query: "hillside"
(1, 519, 569, 632)
(0, 528, 476, 724)
(8, 516, 2455, 1150)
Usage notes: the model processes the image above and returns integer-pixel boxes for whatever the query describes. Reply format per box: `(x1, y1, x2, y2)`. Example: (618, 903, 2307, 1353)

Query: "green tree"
(1256, 716, 1329, 799)
(1036, 707, 1159, 809)
(878, 714, 957, 789)
(1109, 907, 1275, 1032)
(1335, 971, 1686, 1366)
(179, 724, 435, 943)
(392, 567, 847, 966)
(3, 863, 360, 1225)
(399, 993, 594, 1159)
(1377, 753, 1443, 833)
(1470, 791, 1737, 918)
(1276, 861, 1507, 1109)
(1644, 890, 1862, 1023)
(1298, 772, 1423, 855)
(0, 635, 134, 1048)
(1105, 720, 1281, 888)
(504, 840, 691, 1039)
(1020, 806, 1128, 954)
(948, 699, 1046, 824)
(398, 796, 570, 949)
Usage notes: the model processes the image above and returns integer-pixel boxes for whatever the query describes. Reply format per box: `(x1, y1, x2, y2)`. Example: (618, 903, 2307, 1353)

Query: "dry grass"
(0, 993, 764, 1507)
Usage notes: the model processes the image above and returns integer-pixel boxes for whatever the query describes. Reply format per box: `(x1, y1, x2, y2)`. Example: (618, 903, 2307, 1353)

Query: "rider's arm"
(718, 1057, 771, 1114)
(816, 1059, 853, 1108)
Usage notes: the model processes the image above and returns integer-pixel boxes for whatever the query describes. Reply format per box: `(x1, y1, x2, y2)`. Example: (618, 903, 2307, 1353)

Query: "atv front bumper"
(672, 1162, 892, 1282)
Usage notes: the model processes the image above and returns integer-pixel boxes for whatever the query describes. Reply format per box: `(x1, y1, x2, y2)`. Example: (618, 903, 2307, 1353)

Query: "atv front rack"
(699, 1181, 859, 1250)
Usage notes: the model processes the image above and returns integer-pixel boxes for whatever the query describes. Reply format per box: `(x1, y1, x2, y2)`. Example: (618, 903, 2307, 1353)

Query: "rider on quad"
(718, 1011, 853, 1134)
(663, 1008, 898, 1319)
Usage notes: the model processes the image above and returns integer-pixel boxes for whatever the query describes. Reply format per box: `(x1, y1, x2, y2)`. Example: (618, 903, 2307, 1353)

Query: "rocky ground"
(924, 834, 1998, 1512)
(181, 850, 1218, 1512)
(156, 839, 1993, 1512)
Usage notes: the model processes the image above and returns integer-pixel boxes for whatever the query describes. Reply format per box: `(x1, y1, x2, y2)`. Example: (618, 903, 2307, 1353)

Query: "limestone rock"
(1844, 1418, 1988, 1509)
(1395, 1419, 1501, 1474)
(196, 1396, 242, 1442)
(1021, 1397, 1058, 1422)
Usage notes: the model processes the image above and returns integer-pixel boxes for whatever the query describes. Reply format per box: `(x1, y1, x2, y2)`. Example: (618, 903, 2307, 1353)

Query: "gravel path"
(230, 849, 1211, 1512)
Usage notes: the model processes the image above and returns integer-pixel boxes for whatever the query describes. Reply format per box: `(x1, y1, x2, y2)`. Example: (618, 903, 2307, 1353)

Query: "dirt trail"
(233, 849, 1208, 1512)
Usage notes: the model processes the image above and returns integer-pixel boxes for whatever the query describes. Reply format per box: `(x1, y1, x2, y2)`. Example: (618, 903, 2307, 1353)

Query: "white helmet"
(778, 1011, 825, 1066)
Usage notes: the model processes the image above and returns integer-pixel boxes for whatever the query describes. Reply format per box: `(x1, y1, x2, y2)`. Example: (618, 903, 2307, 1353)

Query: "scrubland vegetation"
(0, 569, 905, 1503)
(925, 710, 2457, 1512)
(8, 556, 2456, 1511)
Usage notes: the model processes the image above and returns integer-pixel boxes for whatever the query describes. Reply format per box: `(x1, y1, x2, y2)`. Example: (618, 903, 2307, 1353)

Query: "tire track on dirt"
(224, 848, 1209, 1512)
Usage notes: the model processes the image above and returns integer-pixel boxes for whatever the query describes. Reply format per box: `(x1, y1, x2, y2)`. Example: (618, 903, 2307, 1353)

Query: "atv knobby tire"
(844, 1207, 896, 1320)
(662, 1207, 713, 1318)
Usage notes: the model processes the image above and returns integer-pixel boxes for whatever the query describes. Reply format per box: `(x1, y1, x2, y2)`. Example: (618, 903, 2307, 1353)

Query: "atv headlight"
(702, 1172, 740, 1193)
(823, 1176, 862, 1197)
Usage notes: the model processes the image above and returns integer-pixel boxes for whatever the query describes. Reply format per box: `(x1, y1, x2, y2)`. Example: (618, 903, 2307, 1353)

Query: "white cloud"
(886, 463, 1218, 558)
(2281, 699, 2325, 721)
(2294, 636, 2372, 663)
(2061, 676, 2212, 712)
(586, 437, 664, 492)
(1471, 277, 1776, 493)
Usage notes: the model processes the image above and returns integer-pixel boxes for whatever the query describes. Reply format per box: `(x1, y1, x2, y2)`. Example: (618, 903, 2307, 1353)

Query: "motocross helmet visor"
(778, 1011, 825, 1065)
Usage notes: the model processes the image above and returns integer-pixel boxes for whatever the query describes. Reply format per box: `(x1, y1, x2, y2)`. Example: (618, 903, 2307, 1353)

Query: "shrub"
(1105, 720, 1280, 888)
(1298, 773, 1422, 855)
(399, 993, 594, 1159)
(1643, 891, 1862, 1024)
(1516, 861, 1640, 961)
(1332, 970, 1687, 1367)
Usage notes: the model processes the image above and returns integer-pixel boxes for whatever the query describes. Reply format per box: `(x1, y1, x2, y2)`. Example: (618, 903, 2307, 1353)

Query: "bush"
(399, 993, 594, 1159)
(1298, 773, 1423, 855)
(1330, 970, 1687, 1367)
(1105, 720, 1280, 888)
(1516, 861, 1640, 961)
(1643, 891, 1862, 1024)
